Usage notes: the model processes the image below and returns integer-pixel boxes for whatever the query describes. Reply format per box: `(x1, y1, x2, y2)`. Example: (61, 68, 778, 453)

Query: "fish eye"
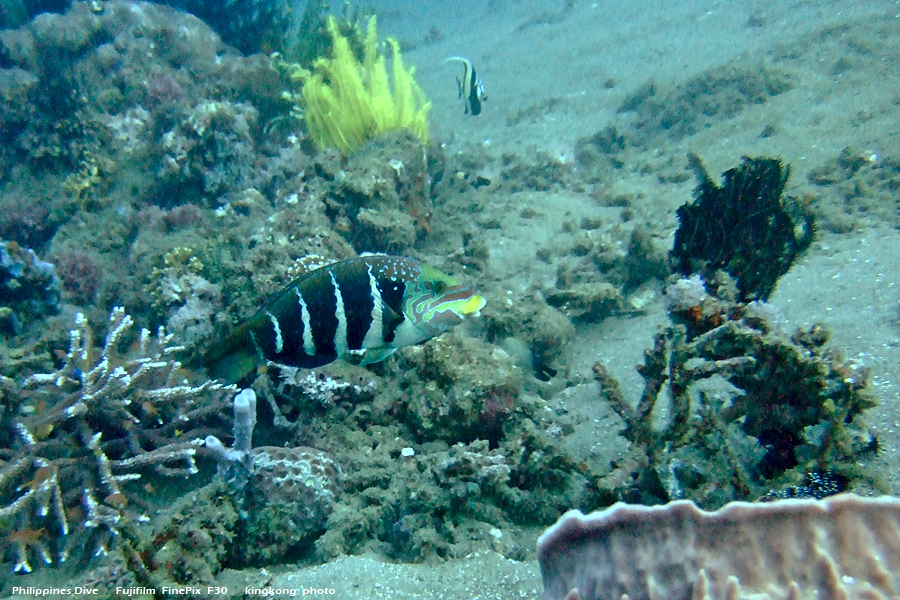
(432, 280, 447, 294)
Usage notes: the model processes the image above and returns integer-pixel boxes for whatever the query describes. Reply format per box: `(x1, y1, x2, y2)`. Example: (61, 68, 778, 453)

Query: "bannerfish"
(444, 56, 486, 116)
(204, 254, 486, 383)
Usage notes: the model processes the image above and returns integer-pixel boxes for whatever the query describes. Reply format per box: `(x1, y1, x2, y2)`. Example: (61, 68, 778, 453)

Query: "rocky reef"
(0, 0, 890, 594)
(251, 333, 598, 563)
(0, 241, 61, 337)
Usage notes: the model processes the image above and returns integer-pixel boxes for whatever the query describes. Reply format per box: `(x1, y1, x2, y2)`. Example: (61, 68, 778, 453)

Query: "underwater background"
(0, 0, 899, 597)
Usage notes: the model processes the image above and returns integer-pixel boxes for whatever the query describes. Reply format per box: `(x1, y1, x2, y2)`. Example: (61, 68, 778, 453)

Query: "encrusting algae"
(298, 16, 430, 154)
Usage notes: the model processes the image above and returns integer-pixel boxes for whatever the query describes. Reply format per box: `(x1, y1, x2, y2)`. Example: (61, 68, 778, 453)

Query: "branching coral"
(0, 307, 234, 573)
(298, 16, 430, 154)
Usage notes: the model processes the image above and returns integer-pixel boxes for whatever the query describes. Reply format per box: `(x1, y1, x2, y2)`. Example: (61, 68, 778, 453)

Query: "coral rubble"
(0, 0, 892, 593)
(807, 146, 900, 231)
(590, 275, 878, 507)
(619, 62, 792, 141)
(285, 333, 598, 562)
(200, 388, 343, 568)
(308, 129, 437, 254)
(146, 479, 239, 585)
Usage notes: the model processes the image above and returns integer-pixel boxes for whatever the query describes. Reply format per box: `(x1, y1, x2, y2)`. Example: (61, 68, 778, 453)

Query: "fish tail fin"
(203, 325, 262, 384)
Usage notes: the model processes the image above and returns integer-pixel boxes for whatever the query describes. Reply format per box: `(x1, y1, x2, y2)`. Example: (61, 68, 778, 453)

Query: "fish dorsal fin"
(443, 56, 471, 67)
(286, 254, 337, 279)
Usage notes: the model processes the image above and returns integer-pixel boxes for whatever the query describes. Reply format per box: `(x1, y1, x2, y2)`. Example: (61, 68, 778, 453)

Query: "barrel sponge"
(538, 494, 900, 600)
(300, 15, 430, 154)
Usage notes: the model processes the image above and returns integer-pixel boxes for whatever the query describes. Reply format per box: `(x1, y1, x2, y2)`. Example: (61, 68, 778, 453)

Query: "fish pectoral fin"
(206, 346, 259, 384)
(360, 347, 398, 366)
(379, 299, 406, 332)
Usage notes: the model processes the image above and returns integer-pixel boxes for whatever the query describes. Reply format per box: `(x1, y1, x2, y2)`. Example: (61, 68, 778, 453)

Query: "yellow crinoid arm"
(389, 38, 429, 144)
(301, 15, 430, 154)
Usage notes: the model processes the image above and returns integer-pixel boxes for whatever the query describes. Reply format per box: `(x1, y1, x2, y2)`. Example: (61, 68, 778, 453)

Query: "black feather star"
(671, 154, 815, 302)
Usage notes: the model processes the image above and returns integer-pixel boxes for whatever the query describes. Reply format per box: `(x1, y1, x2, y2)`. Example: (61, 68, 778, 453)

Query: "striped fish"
(444, 56, 486, 116)
(205, 255, 486, 382)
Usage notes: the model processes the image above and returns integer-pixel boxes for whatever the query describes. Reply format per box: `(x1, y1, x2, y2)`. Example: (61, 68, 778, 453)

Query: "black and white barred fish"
(444, 56, 486, 116)
(205, 255, 486, 382)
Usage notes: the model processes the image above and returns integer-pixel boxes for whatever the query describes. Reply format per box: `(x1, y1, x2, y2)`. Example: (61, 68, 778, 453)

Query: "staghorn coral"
(537, 494, 900, 600)
(0, 307, 234, 573)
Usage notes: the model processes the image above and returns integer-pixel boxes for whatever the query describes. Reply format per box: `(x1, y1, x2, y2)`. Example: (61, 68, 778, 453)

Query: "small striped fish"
(205, 255, 486, 382)
(444, 56, 486, 116)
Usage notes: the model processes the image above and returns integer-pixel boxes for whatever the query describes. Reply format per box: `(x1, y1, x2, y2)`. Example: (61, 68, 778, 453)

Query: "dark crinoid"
(671, 154, 815, 301)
